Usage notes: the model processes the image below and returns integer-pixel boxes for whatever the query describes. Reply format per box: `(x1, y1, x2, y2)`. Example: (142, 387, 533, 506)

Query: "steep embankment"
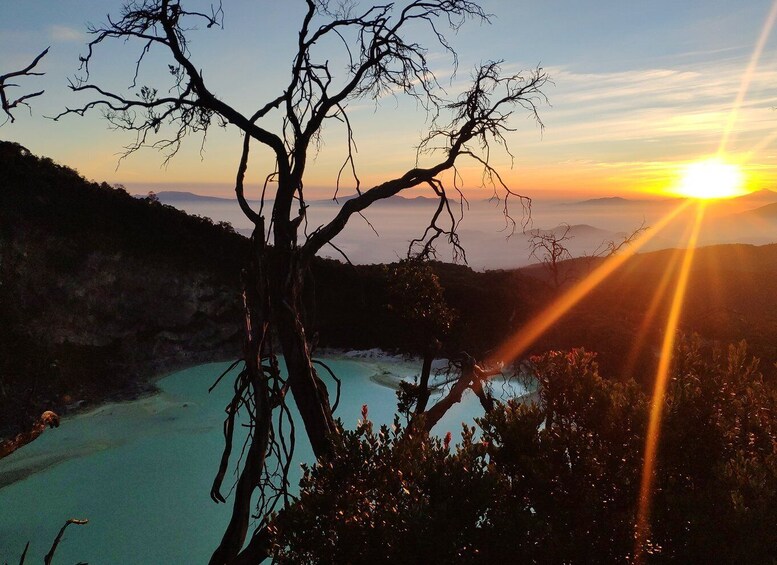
(0, 141, 246, 439)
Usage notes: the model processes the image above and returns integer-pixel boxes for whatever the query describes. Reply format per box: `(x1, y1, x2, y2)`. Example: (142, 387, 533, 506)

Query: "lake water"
(0, 356, 527, 563)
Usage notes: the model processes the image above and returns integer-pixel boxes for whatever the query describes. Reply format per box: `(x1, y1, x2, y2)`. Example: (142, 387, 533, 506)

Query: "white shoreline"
(316, 348, 423, 390)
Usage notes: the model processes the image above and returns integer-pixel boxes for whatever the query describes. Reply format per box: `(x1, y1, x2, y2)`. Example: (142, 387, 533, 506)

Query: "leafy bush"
(271, 337, 777, 563)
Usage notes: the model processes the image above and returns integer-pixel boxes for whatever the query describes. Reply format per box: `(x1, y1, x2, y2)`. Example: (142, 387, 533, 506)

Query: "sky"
(3, 0, 777, 200)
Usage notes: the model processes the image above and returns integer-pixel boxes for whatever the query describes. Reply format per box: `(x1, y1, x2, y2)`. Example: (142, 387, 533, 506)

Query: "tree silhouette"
(0, 48, 48, 125)
(528, 223, 574, 290)
(388, 259, 456, 414)
(56, 2, 548, 562)
(529, 222, 648, 290)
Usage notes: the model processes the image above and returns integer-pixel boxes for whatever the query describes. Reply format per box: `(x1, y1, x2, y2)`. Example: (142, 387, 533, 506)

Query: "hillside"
(0, 141, 246, 438)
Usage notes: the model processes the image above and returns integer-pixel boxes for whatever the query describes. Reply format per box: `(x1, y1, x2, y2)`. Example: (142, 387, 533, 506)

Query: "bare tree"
(529, 222, 649, 289)
(56, 2, 548, 562)
(528, 223, 574, 289)
(416, 352, 502, 431)
(0, 48, 49, 125)
(589, 220, 648, 258)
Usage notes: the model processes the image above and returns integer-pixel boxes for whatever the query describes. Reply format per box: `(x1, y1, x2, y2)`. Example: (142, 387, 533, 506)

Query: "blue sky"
(3, 1, 777, 198)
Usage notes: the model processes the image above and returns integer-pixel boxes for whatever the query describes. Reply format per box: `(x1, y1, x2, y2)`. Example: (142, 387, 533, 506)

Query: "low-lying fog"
(151, 190, 777, 270)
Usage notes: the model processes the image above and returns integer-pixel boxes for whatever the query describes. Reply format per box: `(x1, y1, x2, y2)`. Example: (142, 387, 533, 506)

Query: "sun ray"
(488, 200, 692, 367)
(634, 202, 707, 562)
(620, 245, 688, 382)
(718, 0, 777, 156)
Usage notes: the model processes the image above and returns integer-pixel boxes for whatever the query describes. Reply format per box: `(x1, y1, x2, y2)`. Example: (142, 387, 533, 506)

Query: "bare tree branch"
(590, 219, 648, 257)
(43, 518, 88, 565)
(303, 62, 548, 259)
(0, 47, 49, 125)
(417, 353, 502, 431)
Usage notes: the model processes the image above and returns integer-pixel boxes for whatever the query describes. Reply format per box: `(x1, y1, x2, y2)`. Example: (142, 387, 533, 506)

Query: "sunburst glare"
(674, 158, 745, 200)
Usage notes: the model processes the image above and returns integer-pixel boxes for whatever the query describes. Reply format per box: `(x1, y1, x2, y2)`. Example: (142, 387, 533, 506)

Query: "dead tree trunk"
(209, 234, 274, 565)
(269, 247, 336, 458)
(415, 339, 442, 414)
(418, 355, 500, 432)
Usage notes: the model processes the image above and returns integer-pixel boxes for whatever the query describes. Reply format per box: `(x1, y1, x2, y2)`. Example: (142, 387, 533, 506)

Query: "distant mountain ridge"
(733, 188, 777, 205)
(152, 190, 237, 203)
(733, 202, 777, 221)
(546, 223, 613, 236)
(150, 190, 453, 206)
(151, 188, 777, 208)
(573, 196, 668, 206)
(574, 189, 777, 207)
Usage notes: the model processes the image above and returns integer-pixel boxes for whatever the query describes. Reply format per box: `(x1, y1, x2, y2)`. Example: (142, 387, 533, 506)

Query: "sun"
(674, 158, 746, 200)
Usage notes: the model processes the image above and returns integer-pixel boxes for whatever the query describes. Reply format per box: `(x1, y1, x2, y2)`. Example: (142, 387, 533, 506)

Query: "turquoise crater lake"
(0, 356, 528, 563)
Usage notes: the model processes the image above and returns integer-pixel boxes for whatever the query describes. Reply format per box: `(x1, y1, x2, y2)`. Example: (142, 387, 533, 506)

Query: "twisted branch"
(0, 47, 48, 124)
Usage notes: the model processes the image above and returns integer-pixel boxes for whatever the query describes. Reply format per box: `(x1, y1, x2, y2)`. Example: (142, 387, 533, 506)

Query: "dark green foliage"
(305, 259, 396, 350)
(308, 259, 541, 361)
(651, 337, 777, 563)
(491, 349, 647, 562)
(544, 246, 777, 387)
(311, 244, 777, 392)
(386, 259, 456, 350)
(271, 339, 777, 563)
(271, 414, 496, 564)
